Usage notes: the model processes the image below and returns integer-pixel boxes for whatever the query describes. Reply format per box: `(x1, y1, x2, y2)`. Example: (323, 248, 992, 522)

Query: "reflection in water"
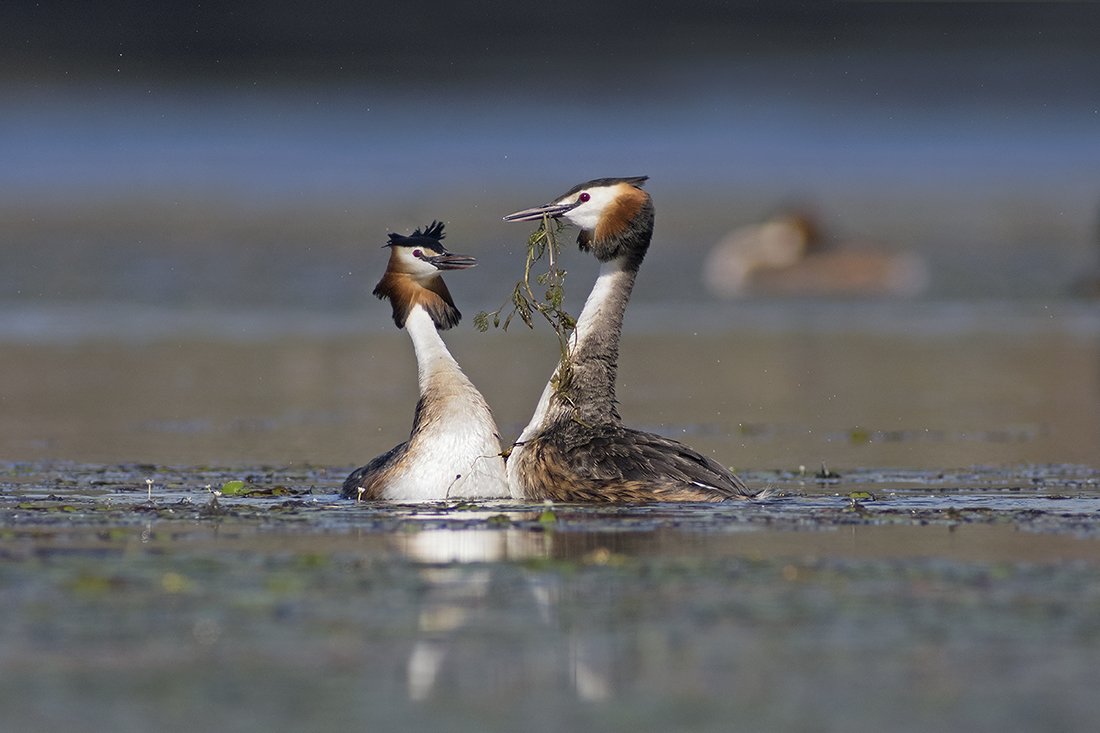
(395, 522, 547, 564)
(377, 507, 1100, 706)
(393, 517, 613, 702)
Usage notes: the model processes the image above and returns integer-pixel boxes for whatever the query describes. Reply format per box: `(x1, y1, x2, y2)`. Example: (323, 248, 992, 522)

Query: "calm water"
(3, 463, 1100, 733)
(1, 300, 1097, 470)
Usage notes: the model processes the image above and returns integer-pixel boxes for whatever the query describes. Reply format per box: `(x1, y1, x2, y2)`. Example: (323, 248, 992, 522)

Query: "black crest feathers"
(387, 220, 446, 249)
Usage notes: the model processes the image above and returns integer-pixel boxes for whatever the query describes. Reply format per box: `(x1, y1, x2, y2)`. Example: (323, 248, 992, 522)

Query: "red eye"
(578, 192, 591, 203)
(412, 249, 423, 258)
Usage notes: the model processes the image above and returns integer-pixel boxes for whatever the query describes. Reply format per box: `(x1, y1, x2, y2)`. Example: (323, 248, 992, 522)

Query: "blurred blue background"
(3, 1, 1099, 323)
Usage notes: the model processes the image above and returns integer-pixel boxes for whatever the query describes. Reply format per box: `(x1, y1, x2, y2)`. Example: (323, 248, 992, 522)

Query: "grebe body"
(503, 178, 755, 502)
(342, 222, 509, 501)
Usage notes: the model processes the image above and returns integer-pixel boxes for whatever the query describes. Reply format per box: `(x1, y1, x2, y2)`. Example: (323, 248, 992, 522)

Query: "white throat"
(570, 256, 629, 352)
(404, 306, 460, 391)
(388, 305, 511, 500)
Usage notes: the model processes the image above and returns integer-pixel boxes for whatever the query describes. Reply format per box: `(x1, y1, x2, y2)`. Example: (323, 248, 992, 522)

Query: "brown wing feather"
(516, 426, 752, 503)
(341, 441, 408, 500)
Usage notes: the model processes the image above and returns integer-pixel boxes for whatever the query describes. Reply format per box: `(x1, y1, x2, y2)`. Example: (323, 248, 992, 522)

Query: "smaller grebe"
(342, 222, 509, 501)
(503, 177, 756, 502)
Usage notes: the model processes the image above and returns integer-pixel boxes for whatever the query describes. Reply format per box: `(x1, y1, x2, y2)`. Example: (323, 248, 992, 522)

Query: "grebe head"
(503, 176, 654, 267)
(373, 221, 475, 330)
(384, 220, 477, 277)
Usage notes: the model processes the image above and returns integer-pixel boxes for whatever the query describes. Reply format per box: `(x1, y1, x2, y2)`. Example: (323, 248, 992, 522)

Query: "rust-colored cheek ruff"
(594, 184, 647, 244)
(373, 272, 461, 330)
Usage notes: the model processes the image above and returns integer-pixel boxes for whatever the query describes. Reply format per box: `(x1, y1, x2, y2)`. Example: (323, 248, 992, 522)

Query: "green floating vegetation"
(220, 480, 248, 495)
(218, 480, 308, 498)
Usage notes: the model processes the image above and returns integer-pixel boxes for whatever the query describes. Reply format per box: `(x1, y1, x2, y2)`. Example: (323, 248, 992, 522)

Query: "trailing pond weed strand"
(475, 216, 577, 397)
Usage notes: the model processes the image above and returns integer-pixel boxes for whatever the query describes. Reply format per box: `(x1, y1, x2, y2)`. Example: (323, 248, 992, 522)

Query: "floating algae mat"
(3, 462, 1100, 732)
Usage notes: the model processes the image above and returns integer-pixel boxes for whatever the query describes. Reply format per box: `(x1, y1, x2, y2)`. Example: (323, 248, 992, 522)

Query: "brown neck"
(373, 272, 461, 330)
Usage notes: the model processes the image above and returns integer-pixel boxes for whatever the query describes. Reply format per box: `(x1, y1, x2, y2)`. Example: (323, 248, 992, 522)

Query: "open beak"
(424, 252, 477, 270)
(502, 201, 579, 223)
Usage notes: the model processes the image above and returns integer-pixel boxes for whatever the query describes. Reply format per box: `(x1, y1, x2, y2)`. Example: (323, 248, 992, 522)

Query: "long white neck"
(515, 257, 635, 442)
(571, 256, 634, 358)
(405, 306, 464, 393)
(398, 305, 511, 499)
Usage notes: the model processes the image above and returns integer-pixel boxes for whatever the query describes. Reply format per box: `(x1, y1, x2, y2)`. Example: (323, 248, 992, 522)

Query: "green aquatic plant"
(475, 216, 577, 395)
(220, 479, 248, 496)
(216, 479, 305, 498)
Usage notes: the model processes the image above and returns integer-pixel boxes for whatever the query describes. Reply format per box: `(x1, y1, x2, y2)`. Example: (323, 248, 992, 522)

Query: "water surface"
(3, 461, 1100, 733)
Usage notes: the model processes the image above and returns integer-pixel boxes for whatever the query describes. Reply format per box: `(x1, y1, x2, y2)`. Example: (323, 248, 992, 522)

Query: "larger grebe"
(341, 222, 509, 501)
(502, 177, 754, 502)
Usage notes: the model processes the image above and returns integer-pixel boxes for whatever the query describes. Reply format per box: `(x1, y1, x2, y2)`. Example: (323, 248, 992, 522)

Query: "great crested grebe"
(703, 210, 928, 298)
(502, 176, 755, 502)
(341, 222, 509, 501)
